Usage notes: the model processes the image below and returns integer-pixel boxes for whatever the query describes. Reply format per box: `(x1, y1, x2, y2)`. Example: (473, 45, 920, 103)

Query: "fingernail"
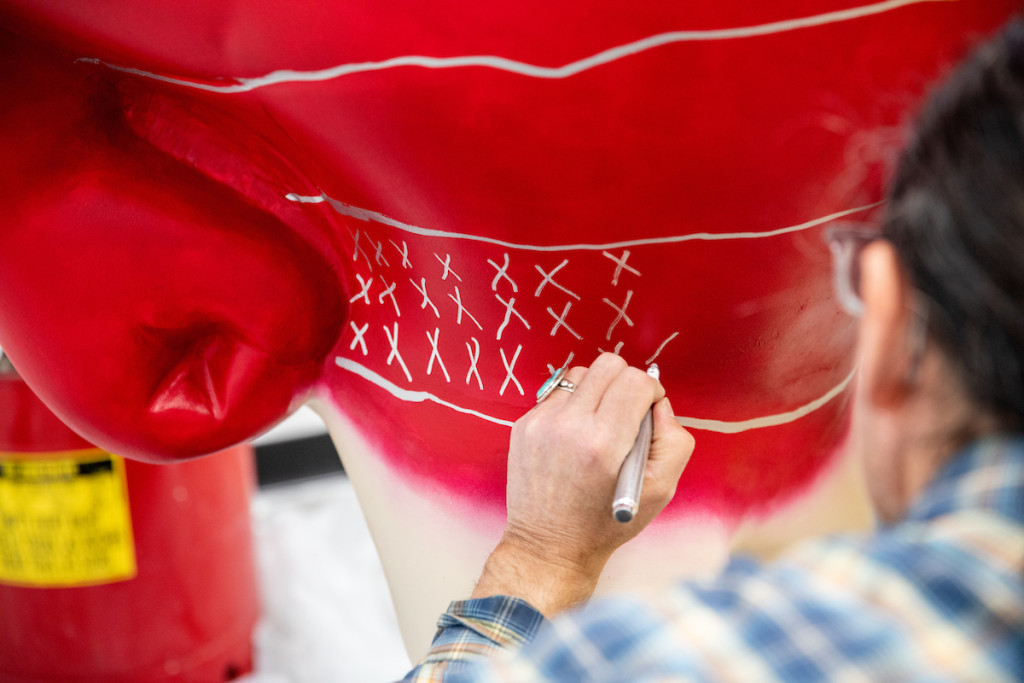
(658, 396, 673, 416)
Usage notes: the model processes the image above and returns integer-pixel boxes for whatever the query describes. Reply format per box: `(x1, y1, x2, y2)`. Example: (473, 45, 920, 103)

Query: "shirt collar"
(904, 433, 1024, 524)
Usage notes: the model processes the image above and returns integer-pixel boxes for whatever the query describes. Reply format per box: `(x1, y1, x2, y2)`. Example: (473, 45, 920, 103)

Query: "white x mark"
(546, 351, 575, 376)
(383, 322, 412, 382)
(602, 249, 641, 286)
(602, 290, 635, 340)
(500, 344, 524, 396)
(465, 337, 483, 390)
(447, 286, 483, 330)
(547, 302, 583, 340)
(348, 228, 374, 269)
(434, 253, 463, 282)
(409, 278, 440, 318)
(425, 327, 451, 382)
(495, 293, 530, 340)
(378, 278, 401, 317)
(348, 321, 369, 356)
(534, 259, 580, 300)
(598, 341, 625, 355)
(349, 274, 373, 305)
(390, 239, 413, 269)
(487, 253, 518, 292)
(370, 237, 390, 267)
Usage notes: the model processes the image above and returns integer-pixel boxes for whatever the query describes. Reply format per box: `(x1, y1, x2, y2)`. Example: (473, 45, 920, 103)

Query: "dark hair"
(882, 19, 1024, 430)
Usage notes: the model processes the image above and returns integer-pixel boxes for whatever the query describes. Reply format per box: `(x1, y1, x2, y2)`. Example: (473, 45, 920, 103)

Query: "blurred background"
(246, 408, 411, 681)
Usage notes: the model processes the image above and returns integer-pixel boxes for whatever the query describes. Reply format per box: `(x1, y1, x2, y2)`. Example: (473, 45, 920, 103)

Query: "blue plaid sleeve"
(402, 596, 546, 682)
(400, 436, 1024, 682)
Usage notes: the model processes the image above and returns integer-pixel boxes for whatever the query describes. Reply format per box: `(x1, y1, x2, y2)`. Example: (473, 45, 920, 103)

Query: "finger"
(642, 398, 694, 506)
(570, 352, 627, 411)
(533, 363, 585, 408)
(595, 365, 664, 439)
(543, 365, 586, 404)
(650, 398, 693, 466)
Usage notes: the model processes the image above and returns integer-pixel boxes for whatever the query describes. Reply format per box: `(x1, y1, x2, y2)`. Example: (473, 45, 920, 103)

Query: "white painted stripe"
(334, 356, 515, 427)
(676, 367, 857, 434)
(334, 356, 856, 434)
(78, 0, 950, 93)
(289, 192, 880, 251)
(645, 332, 680, 365)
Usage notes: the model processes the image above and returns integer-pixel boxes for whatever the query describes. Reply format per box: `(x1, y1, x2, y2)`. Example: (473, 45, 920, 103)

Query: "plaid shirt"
(403, 435, 1024, 681)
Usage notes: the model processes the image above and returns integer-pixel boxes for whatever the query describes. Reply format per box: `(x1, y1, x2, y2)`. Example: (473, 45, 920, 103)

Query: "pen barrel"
(612, 409, 653, 522)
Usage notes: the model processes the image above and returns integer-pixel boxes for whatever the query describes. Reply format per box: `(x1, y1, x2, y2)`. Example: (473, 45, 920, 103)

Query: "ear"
(857, 241, 917, 408)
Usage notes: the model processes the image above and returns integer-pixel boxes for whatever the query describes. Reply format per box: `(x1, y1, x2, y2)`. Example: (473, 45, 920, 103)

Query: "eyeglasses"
(823, 224, 879, 316)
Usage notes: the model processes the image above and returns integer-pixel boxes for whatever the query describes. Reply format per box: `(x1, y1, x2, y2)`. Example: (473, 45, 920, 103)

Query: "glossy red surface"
(0, 1, 1017, 519)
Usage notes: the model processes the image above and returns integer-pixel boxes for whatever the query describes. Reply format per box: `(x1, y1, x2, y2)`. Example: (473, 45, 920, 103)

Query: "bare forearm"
(471, 533, 607, 617)
(471, 357, 693, 616)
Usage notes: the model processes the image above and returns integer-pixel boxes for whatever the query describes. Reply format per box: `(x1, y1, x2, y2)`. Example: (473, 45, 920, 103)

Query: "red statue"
(0, 0, 1016, 654)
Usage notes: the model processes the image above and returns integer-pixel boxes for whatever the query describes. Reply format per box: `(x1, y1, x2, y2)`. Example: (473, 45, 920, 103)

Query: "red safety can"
(0, 368, 259, 682)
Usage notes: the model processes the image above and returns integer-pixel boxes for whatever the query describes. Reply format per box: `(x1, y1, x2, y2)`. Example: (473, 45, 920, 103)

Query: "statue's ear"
(0, 32, 347, 461)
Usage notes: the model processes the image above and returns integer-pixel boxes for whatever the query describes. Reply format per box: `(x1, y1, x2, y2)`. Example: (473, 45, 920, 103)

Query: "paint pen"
(612, 363, 660, 523)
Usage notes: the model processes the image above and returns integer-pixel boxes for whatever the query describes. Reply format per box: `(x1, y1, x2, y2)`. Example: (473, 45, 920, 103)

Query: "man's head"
(854, 20, 1024, 522)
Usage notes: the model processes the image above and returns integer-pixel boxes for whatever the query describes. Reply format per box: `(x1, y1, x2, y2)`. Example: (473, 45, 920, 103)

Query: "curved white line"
(335, 356, 856, 434)
(79, 0, 950, 93)
(288, 192, 880, 251)
(335, 356, 515, 427)
(676, 367, 856, 434)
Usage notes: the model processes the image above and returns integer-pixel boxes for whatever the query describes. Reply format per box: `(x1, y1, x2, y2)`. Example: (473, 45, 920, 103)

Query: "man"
(403, 20, 1024, 682)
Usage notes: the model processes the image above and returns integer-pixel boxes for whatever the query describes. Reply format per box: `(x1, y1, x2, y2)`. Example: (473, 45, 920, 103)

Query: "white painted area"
(290, 192, 882, 252)
(311, 395, 735, 660)
(283, 391, 871, 668)
(80, 0, 951, 93)
(313, 397, 503, 658)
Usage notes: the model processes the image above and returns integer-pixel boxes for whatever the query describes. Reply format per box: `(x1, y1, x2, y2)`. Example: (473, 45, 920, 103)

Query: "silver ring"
(536, 365, 575, 403)
(555, 378, 576, 394)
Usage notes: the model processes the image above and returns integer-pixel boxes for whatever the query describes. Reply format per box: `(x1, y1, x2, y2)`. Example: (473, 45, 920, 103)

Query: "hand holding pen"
(536, 358, 666, 523)
(485, 353, 693, 615)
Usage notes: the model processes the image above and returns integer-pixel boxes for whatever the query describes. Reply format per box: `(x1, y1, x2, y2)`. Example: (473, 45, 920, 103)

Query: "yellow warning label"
(0, 449, 136, 587)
